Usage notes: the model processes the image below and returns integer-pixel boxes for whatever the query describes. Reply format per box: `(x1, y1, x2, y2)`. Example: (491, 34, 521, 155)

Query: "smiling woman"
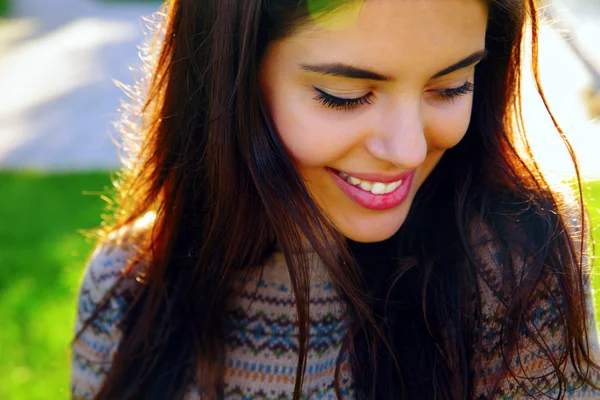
(260, 1, 488, 242)
(71, 0, 600, 399)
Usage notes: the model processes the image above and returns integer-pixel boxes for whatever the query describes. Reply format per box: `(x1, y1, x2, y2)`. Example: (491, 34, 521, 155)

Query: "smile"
(328, 168, 415, 211)
(337, 171, 403, 195)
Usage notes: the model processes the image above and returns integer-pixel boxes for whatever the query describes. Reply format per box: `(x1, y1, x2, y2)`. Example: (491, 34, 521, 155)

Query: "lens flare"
(307, 0, 364, 31)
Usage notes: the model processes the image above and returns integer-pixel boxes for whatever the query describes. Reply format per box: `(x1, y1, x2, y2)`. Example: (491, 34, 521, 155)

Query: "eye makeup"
(435, 81, 474, 101)
(312, 86, 373, 112)
(313, 81, 474, 112)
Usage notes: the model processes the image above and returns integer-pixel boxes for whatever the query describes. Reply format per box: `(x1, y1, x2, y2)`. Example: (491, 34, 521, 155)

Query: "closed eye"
(313, 86, 373, 112)
(313, 81, 474, 112)
(435, 81, 474, 101)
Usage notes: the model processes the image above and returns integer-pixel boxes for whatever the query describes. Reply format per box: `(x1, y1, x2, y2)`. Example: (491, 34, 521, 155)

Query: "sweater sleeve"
(470, 223, 600, 399)
(70, 232, 142, 399)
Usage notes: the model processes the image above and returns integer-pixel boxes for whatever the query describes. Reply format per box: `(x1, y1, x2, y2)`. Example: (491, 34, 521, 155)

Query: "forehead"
(280, 0, 488, 80)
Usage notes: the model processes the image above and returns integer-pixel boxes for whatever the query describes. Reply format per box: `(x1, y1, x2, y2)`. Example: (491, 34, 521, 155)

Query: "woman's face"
(260, 0, 488, 242)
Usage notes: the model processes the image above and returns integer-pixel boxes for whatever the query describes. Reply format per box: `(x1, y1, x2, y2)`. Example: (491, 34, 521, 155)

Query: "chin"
(339, 213, 407, 243)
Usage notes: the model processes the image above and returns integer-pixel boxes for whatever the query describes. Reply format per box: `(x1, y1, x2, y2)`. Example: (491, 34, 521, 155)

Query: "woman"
(71, 0, 600, 398)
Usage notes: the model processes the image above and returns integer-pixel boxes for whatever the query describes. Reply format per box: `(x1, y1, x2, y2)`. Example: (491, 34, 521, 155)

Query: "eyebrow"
(300, 49, 488, 81)
(431, 49, 488, 78)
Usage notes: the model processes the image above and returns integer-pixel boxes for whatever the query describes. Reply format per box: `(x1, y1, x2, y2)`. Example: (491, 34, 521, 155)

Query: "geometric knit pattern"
(71, 232, 354, 400)
(217, 251, 354, 400)
(469, 218, 600, 399)
(72, 224, 600, 399)
(71, 229, 140, 400)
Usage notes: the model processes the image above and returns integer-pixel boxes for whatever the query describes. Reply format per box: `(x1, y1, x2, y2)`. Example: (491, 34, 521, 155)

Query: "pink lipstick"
(329, 168, 415, 211)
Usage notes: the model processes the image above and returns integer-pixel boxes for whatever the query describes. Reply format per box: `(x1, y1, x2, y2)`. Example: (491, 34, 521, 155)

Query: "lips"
(328, 168, 415, 211)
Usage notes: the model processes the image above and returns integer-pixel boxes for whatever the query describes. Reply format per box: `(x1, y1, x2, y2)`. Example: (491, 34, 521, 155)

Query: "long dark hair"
(77, 0, 599, 398)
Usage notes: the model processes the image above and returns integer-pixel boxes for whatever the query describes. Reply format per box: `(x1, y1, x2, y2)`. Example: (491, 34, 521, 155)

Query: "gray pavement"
(0, 0, 599, 178)
(0, 0, 159, 170)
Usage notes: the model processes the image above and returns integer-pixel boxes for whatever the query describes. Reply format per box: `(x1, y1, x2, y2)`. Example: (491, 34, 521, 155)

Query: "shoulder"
(71, 222, 149, 399)
(469, 193, 600, 397)
(470, 189, 589, 292)
(74, 222, 149, 333)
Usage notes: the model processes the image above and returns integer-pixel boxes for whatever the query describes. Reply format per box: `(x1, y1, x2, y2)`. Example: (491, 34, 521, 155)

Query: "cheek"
(425, 99, 473, 149)
(270, 94, 364, 167)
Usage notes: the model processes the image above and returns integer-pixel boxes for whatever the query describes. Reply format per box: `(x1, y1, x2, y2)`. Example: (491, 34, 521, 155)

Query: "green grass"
(584, 180, 600, 308)
(0, 0, 9, 17)
(0, 172, 599, 399)
(0, 171, 113, 400)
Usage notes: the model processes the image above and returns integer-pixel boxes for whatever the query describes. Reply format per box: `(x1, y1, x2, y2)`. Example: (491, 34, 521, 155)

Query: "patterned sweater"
(71, 227, 600, 399)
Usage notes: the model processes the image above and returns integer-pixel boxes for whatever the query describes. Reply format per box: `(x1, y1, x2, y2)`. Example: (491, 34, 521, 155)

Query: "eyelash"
(313, 81, 475, 111)
(313, 87, 373, 111)
(437, 81, 475, 101)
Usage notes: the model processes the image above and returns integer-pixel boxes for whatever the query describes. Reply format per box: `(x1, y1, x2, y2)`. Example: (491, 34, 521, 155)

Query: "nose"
(365, 100, 427, 170)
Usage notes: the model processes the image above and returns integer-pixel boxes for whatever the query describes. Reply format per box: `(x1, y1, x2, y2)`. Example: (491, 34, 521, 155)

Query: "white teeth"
(359, 181, 372, 191)
(337, 171, 403, 195)
(371, 182, 386, 195)
(386, 180, 401, 193)
(348, 176, 361, 186)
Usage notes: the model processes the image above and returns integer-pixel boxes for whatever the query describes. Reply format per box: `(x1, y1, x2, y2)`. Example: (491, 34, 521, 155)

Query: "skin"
(260, 0, 488, 242)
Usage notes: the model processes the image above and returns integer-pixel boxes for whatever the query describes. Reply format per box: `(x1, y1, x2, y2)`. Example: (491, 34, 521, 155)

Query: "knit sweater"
(71, 227, 600, 399)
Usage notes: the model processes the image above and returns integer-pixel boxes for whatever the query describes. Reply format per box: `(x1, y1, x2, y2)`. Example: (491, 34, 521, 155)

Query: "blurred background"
(0, 0, 599, 398)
